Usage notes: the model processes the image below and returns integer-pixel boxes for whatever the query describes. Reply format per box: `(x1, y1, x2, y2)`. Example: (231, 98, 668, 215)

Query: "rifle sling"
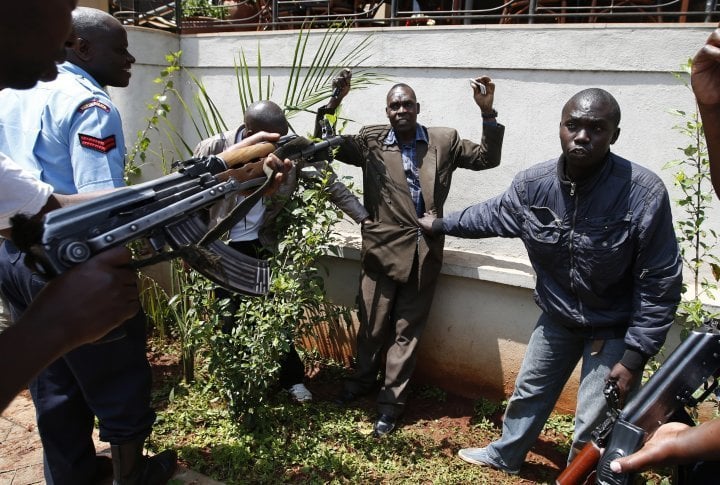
(198, 172, 274, 246)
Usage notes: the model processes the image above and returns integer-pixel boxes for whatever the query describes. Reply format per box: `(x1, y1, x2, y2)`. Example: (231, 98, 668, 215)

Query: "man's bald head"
(244, 101, 289, 136)
(65, 7, 134, 88)
(562, 88, 621, 128)
(71, 7, 121, 43)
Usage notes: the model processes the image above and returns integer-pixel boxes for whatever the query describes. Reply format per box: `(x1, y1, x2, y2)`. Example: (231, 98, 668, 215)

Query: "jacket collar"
(557, 151, 614, 194)
(384, 124, 429, 146)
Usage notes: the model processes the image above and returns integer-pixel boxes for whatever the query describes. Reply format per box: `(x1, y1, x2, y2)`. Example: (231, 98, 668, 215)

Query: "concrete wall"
(118, 23, 720, 411)
(79, 0, 109, 11)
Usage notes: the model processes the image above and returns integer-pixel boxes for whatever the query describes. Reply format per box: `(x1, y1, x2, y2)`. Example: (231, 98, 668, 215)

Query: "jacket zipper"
(568, 181, 586, 325)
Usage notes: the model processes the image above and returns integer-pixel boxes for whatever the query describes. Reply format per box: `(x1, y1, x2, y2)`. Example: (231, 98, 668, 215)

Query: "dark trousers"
(676, 458, 720, 484)
(0, 242, 155, 485)
(344, 257, 438, 418)
(216, 239, 305, 389)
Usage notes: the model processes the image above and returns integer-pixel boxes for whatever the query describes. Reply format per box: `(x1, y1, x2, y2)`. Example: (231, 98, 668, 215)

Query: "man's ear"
(416, 103, 420, 115)
(610, 127, 620, 145)
(71, 37, 92, 62)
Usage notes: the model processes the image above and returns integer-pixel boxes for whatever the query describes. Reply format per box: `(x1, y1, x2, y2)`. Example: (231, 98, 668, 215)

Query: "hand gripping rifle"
(555, 319, 720, 485)
(12, 134, 343, 296)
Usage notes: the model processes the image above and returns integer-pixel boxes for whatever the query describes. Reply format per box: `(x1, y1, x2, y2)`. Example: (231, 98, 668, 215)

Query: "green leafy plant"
(415, 385, 447, 402)
(181, 0, 222, 18)
(542, 412, 574, 449)
(132, 26, 383, 423)
(665, 59, 720, 333)
(202, 164, 350, 423)
(125, 51, 182, 183)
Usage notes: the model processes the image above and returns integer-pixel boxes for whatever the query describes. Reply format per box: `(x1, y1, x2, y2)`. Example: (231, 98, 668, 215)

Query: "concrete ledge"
(330, 232, 536, 290)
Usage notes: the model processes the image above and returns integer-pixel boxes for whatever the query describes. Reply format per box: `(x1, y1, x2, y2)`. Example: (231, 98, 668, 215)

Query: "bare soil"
(308, 372, 570, 484)
(1, 345, 595, 484)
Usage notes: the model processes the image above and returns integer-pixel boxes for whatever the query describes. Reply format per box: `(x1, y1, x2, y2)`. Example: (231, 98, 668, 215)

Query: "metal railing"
(111, 0, 719, 32)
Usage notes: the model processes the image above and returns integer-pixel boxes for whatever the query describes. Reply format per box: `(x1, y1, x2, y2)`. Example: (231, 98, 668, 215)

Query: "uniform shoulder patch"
(78, 134, 117, 153)
(78, 99, 111, 113)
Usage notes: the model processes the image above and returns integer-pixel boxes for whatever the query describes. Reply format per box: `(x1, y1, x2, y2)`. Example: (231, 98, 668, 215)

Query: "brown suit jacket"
(334, 123, 504, 285)
(193, 126, 369, 247)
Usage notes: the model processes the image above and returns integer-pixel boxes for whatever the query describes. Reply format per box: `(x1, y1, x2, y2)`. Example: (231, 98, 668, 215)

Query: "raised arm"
(453, 75, 504, 171)
(691, 24, 720, 195)
(314, 68, 352, 139)
(470, 75, 497, 122)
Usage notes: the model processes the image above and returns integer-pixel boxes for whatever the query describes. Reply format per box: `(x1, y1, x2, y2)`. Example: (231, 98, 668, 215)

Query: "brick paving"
(0, 392, 222, 485)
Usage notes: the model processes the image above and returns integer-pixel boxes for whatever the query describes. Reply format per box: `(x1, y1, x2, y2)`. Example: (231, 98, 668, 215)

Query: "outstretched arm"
(691, 24, 720, 195)
(0, 246, 140, 412)
(610, 420, 720, 473)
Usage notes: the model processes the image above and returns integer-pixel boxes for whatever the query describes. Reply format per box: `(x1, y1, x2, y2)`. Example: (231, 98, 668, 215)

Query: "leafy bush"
(665, 59, 720, 332)
(198, 166, 347, 423)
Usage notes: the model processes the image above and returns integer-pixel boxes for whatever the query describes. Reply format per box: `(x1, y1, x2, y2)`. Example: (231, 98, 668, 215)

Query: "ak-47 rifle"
(13, 134, 344, 296)
(555, 319, 720, 485)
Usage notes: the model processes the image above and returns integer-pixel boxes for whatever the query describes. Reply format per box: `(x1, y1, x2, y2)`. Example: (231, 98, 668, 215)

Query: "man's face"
(386, 87, 419, 136)
(559, 97, 620, 177)
(0, 0, 76, 90)
(84, 22, 135, 88)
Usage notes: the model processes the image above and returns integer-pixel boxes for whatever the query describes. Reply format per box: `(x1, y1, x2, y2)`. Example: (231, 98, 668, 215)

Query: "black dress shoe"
(373, 414, 397, 437)
(333, 389, 358, 406)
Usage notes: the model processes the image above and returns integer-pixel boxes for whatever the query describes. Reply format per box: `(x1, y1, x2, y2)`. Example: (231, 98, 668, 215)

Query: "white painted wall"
(122, 23, 720, 268)
(118, 24, 720, 409)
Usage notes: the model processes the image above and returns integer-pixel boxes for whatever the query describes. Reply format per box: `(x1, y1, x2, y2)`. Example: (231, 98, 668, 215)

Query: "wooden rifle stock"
(218, 142, 276, 168)
(214, 142, 278, 186)
(555, 442, 601, 485)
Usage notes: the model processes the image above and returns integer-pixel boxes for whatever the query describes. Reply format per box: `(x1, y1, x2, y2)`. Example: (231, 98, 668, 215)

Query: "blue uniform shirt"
(0, 62, 126, 194)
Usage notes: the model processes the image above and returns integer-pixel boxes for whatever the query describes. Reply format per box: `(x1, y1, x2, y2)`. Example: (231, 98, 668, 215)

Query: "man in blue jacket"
(419, 88, 682, 474)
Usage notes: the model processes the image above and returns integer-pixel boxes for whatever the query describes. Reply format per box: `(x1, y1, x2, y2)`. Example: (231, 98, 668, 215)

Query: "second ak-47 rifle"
(13, 134, 344, 296)
(555, 319, 720, 485)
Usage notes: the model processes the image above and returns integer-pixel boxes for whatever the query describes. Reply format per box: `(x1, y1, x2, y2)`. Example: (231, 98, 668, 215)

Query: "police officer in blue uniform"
(0, 7, 176, 485)
(0, 61, 127, 193)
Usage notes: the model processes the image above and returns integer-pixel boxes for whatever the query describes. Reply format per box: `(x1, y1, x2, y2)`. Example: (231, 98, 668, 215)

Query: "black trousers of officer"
(0, 241, 155, 485)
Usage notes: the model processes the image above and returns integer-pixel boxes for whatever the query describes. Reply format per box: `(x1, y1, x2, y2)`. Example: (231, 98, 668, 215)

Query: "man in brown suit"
(332, 77, 504, 436)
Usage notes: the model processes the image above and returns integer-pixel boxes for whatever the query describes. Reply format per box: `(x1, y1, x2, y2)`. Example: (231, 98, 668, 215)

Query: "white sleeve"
(0, 152, 53, 230)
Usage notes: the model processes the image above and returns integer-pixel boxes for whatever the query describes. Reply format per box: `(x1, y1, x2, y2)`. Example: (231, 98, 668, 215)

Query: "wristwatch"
(481, 109, 498, 119)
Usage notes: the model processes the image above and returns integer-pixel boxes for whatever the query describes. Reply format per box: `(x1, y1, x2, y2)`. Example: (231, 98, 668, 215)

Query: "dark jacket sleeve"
(439, 177, 524, 239)
(624, 182, 682, 361)
(298, 160, 369, 223)
(452, 123, 505, 171)
(333, 133, 368, 168)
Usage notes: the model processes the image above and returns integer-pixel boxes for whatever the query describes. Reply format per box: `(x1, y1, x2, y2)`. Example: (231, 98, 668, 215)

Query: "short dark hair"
(565, 88, 621, 127)
(386, 83, 417, 103)
(72, 7, 117, 41)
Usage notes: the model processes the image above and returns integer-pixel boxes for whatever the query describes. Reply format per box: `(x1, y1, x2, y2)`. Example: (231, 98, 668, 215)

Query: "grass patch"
(145, 347, 673, 484)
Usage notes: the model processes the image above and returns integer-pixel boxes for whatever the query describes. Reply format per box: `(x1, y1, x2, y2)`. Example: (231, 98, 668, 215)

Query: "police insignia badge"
(78, 99, 111, 113)
(78, 134, 117, 153)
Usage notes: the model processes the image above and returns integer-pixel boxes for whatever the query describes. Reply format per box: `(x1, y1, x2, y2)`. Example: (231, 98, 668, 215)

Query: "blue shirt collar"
(58, 62, 104, 91)
(384, 124, 428, 146)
